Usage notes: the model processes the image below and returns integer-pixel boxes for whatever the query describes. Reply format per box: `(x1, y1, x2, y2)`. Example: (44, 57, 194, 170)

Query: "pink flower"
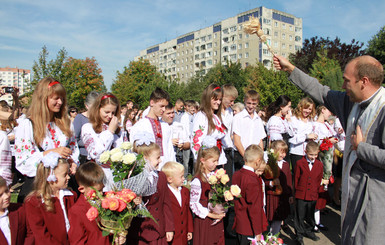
(86, 189, 96, 200)
(86, 207, 98, 221)
(108, 198, 120, 211)
(101, 198, 110, 209)
(195, 130, 203, 137)
(193, 144, 201, 151)
(117, 199, 127, 212)
(193, 136, 199, 144)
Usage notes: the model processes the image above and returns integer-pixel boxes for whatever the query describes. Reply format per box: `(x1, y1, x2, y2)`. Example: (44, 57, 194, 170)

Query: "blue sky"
(1, 0, 384, 90)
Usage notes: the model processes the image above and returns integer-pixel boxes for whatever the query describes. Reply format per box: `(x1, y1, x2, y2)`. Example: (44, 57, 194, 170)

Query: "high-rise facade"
(0, 67, 31, 105)
(135, 6, 302, 83)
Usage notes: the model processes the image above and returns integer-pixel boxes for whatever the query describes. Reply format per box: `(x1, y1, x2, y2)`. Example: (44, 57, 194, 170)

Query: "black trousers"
(294, 198, 316, 238)
(290, 154, 303, 175)
(236, 233, 254, 245)
(233, 150, 245, 172)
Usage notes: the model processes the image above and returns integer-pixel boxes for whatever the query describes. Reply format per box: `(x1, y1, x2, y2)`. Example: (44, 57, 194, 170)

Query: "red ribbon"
(212, 86, 221, 91)
(216, 139, 222, 151)
(48, 81, 60, 87)
(101, 94, 115, 101)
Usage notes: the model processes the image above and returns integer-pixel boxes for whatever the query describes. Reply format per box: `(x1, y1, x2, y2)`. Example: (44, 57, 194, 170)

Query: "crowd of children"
(0, 77, 346, 245)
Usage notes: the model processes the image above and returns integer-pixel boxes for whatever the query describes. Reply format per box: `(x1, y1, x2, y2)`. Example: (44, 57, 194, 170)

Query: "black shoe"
(317, 223, 329, 231)
(312, 226, 320, 233)
(306, 233, 320, 241)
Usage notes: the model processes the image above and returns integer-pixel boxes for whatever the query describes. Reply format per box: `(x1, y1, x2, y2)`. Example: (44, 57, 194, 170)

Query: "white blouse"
(81, 123, 124, 164)
(15, 119, 79, 177)
(266, 115, 293, 141)
(288, 116, 314, 156)
(0, 131, 12, 186)
(191, 111, 227, 165)
(189, 175, 210, 219)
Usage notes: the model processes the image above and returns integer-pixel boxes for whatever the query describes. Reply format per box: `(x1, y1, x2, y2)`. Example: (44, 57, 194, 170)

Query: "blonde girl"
(190, 136, 226, 245)
(191, 84, 227, 166)
(25, 153, 77, 245)
(288, 97, 317, 171)
(81, 93, 123, 191)
(127, 131, 174, 244)
(15, 77, 79, 202)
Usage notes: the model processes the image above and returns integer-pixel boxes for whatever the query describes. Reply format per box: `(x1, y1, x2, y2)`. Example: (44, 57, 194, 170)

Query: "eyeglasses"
(70, 111, 77, 113)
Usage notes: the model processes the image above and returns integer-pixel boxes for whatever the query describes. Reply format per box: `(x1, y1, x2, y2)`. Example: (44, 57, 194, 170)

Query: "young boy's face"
(306, 149, 319, 162)
(222, 96, 236, 109)
(168, 170, 185, 189)
(255, 160, 267, 176)
(0, 185, 11, 210)
(150, 99, 168, 117)
(245, 98, 258, 115)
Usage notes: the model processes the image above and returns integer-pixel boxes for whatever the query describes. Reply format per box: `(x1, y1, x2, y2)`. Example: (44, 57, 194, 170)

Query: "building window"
(245, 43, 249, 48)
(238, 44, 242, 49)
(274, 41, 278, 48)
(239, 34, 242, 39)
(295, 36, 302, 42)
(282, 33, 286, 40)
(245, 52, 249, 58)
(239, 53, 242, 59)
(230, 26, 237, 32)
(214, 51, 217, 56)
(275, 22, 278, 27)
(282, 43, 286, 49)
(289, 25, 293, 31)
(230, 54, 237, 61)
(223, 28, 229, 34)
(263, 18, 271, 25)
(282, 23, 286, 29)
(289, 35, 293, 41)
(223, 46, 229, 52)
(207, 43, 212, 48)
(274, 32, 278, 37)
(231, 44, 236, 51)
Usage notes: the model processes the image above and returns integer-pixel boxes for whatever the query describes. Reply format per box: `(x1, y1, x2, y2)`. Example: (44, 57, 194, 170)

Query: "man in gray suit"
(273, 55, 385, 245)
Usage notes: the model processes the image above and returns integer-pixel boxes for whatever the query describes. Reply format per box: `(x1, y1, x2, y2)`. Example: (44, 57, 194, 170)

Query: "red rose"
(86, 207, 98, 221)
(117, 199, 127, 212)
(195, 130, 203, 137)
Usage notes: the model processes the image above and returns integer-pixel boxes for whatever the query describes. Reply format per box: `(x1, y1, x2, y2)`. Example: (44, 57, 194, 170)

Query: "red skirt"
(193, 216, 224, 245)
(315, 186, 330, 210)
(265, 193, 291, 221)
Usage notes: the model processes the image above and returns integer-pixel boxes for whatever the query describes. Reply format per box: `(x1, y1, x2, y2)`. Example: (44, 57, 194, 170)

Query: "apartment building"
(135, 6, 302, 83)
(0, 67, 30, 105)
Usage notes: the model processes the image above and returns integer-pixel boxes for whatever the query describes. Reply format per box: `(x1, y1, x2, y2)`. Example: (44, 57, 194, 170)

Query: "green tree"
(61, 57, 106, 109)
(245, 63, 304, 107)
(366, 25, 385, 66)
(309, 49, 344, 91)
(111, 59, 168, 108)
(31, 46, 67, 87)
(289, 37, 364, 73)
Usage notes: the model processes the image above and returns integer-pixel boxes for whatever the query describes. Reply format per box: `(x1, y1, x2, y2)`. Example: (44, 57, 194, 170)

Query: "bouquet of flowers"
(319, 138, 334, 190)
(99, 142, 157, 196)
(208, 168, 241, 212)
(86, 188, 154, 244)
(264, 149, 282, 195)
(249, 233, 284, 245)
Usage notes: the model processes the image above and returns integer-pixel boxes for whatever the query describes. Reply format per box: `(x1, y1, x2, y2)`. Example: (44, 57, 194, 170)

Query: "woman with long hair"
(81, 92, 123, 191)
(266, 95, 293, 147)
(288, 97, 317, 171)
(191, 84, 227, 167)
(15, 77, 79, 202)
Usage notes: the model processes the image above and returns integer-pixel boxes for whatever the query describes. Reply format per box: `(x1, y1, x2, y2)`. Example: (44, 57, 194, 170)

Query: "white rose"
(208, 175, 218, 185)
(215, 168, 226, 178)
(110, 147, 122, 155)
(99, 151, 110, 163)
(110, 152, 124, 162)
(230, 185, 241, 197)
(123, 153, 137, 165)
(224, 190, 234, 201)
(220, 174, 230, 185)
(120, 142, 133, 150)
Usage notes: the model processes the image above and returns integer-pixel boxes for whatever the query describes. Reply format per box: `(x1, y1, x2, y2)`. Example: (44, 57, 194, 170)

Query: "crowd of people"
(0, 54, 383, 245)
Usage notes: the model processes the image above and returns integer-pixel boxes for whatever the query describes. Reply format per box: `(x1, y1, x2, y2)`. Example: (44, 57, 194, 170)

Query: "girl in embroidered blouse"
(15, 77, 79, 203)
(25, 153, 77, 245)
(190, 137, 226, 245)
(288, 97, 317, 172)
(266, 95, 293, 147)
(191, 84, 227, 166)
(81, 93, 123, 191)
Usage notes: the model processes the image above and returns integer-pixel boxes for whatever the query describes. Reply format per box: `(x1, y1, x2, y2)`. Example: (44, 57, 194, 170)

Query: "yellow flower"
(230, 185, 241, 197)
(215, 168, 226, 178)
(208, 175, 218, 185)
(120, 142, 133, 150)
(110, 147, 122, 155)
(224, 190, 234, 201)
(123, 153, 136, 165)
(99, 151, 110, 163)
(111, 152, 124, 162)
(220, 174, 230, 185)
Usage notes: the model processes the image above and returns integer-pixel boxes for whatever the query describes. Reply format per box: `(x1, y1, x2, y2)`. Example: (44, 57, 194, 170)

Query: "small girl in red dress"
(190, 136, 226, 245)
(265, 140, 293, 235)
(24, 153, 77, 245)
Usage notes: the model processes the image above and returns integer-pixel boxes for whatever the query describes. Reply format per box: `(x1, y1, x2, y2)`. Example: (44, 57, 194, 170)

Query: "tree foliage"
(366, 25, 385, 66)
(289, 37, 365, 73)
(31, 46, 67, 88)
(61, 57, 107, 109)
(111, 59, 168, 108)
(309, 49, 344, 91)
(244, 63, 304, 107)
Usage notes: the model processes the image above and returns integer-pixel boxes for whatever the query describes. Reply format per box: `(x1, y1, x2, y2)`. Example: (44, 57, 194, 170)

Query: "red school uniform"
(25, 189, 77, 245)
(264, 160, 293, 221)
(127, 171, 174, 244)
(232, 167, 268, 237)
(294, 157, 323, 201)
(167, 186, 193, 245)
(0, 203, 28, 245)
(68, 194, 111, 245)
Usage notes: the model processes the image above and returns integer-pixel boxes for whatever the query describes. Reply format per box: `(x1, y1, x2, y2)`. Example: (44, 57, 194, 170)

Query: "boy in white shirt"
(233, 90, 266, 171)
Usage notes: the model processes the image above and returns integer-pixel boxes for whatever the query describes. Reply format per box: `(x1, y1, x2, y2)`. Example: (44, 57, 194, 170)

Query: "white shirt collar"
(243, 165, 255, 173)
